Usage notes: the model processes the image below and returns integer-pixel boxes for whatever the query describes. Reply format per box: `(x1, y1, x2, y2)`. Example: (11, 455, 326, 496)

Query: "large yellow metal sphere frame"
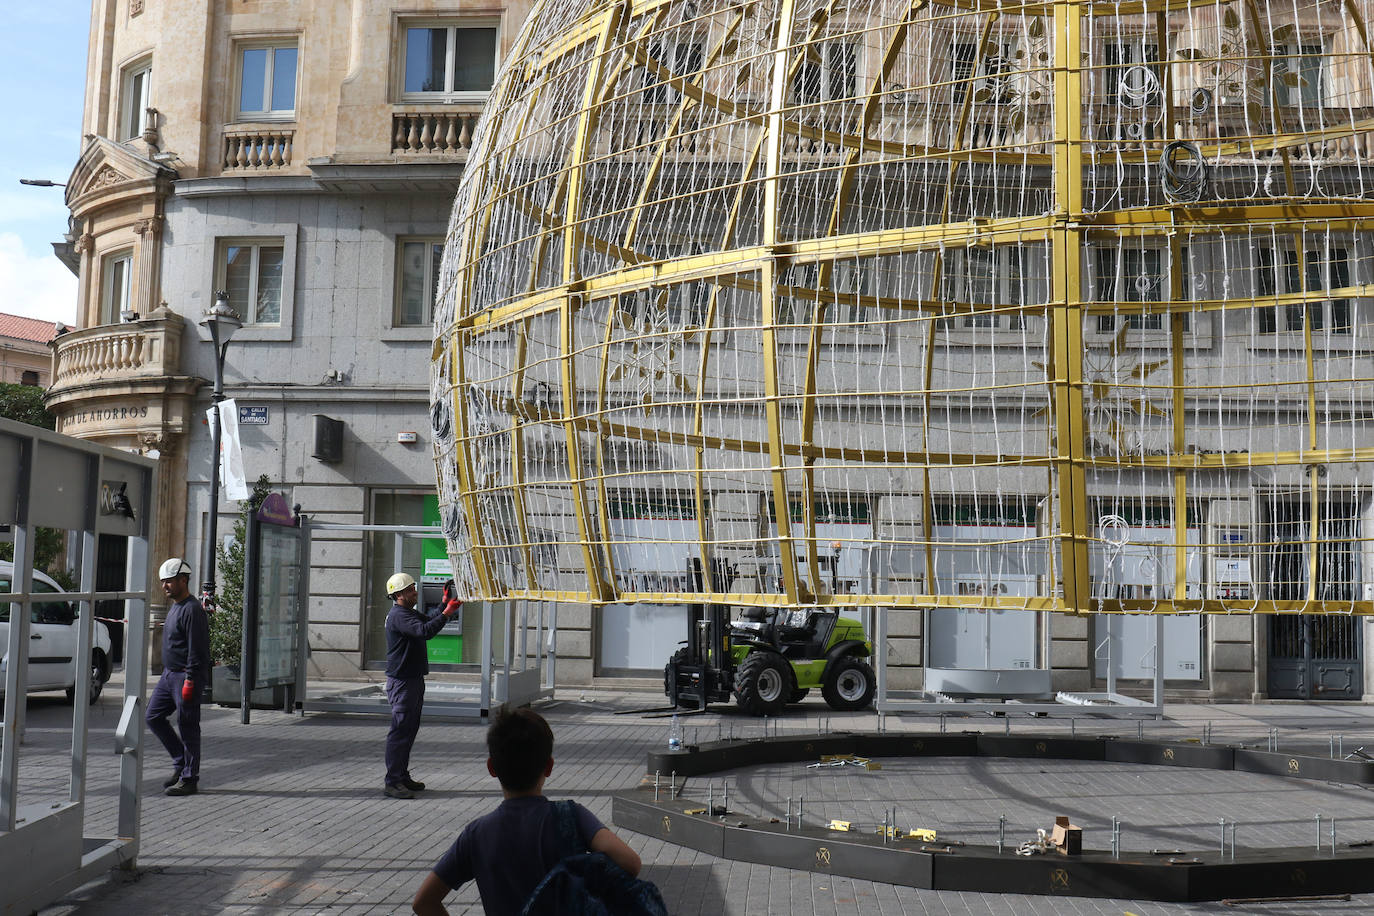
(434, 0, 1374, 616)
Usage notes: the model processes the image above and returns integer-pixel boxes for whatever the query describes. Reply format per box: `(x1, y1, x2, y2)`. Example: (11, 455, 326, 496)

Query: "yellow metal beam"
(1052, 0, 1090, 614)
(557, 2, 627, 603)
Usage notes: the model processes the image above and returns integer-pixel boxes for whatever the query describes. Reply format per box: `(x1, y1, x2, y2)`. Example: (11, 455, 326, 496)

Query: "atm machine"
(420, 575, 463, 665)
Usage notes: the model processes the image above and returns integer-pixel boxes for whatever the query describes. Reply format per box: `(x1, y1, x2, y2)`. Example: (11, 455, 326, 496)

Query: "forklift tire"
(734, 652, 790, 717)
(789, 688, 810, 704)
(664, 648, 691, 707)
(821, 655, 876, 711)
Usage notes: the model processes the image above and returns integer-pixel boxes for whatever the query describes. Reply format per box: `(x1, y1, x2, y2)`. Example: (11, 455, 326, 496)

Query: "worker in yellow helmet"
(382, 572, 461, 799)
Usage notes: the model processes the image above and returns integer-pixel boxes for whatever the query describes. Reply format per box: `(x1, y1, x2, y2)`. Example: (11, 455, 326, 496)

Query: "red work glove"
(441, 598, 462, 617)
(182, 678, 195, 701)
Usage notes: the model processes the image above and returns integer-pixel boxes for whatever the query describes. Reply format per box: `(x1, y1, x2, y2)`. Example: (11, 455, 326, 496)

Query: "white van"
(0, 561, 114, 704)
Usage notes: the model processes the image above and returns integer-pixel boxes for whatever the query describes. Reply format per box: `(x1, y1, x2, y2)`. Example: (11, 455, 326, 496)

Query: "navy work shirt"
(384, 603, 449, 678)
(163, 595, 210, 675)
(432, 796, 605, 914)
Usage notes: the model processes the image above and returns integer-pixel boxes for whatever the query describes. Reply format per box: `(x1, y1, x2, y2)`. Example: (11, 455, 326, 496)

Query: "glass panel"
(792, 58, 823, 103)
(406, 28, 449, 93)
(124, 69, 146, 139)
(240, 48, 267, 112)
(103, 255, 130, 324)
(366, 492, 428, 665)
(827, 43, 856, 100)
(255, 246, 284, 324)
(398, 241, 429, 326)
(223, 245, 253, 317)
(453, 28, 497, 92)
(430, 242, 444, 313)
(1299, 44, 1323, 106)
(271, 47, 297, 112)
(952, 42, 976, 103)
(1329, 249, 1351, 332)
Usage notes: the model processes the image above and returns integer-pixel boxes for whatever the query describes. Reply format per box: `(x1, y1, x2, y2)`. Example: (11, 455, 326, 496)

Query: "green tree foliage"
(0, 382, 56, 430)
(209, 475, 273, 668)
(0, 526, 71, 584)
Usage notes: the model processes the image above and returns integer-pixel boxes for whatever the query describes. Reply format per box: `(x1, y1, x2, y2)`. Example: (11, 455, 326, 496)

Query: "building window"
(217, 239, 284, 325)
(402, 24, 497, 99)
(942, 248, 1031, 329)
(1094, 247, 1164, 331)
(791, 40, 857, 104)
(100, 250, 133, 325)
(20, 370, 39, 386)
(121, 59, 152, 141)
(1278, 42, 1326, 107)
(237, 42, 298, 119)
(1255, 246, 1351, 334)
(642, 41, 703, 103)
(1103, 40, 1160, 106)
(950, 42, 977, 104)
(395, 238, 444, 327)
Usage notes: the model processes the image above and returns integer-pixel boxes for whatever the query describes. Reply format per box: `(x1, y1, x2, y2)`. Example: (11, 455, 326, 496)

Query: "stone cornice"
(45, 374, 205, 412)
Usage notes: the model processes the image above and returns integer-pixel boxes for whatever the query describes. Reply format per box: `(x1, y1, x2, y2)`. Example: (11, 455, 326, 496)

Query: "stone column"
(73, 233, 95, 326)
(133, 215, 163, 317)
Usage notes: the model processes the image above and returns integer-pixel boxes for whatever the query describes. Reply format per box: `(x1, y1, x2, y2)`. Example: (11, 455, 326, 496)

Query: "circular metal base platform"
(612, 733, 1374, 902)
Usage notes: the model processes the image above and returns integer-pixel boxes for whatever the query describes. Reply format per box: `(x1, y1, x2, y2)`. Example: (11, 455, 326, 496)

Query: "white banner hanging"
(212, 398, 250, 501)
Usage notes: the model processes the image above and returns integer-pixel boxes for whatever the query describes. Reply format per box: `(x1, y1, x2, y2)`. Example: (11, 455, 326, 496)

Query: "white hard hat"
(159, 557, 192, 580)
(386, 572, 416, 596)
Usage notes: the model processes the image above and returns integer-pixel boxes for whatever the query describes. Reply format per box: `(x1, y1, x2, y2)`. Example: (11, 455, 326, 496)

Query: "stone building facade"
(45, 0, 1374, 700)
(0, 313, 57, 387)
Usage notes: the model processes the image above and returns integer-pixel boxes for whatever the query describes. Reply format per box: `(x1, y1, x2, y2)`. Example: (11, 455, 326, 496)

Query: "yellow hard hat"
(386, 572, 416, 596)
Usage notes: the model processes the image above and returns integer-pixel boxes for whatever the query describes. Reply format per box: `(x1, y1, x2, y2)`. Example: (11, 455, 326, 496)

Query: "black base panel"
(725, 823, 935, 886)
(649, 734, 862, 776)
(615, 790, 1374, 902)
(613, 794, 725, 857)
(976, 735, 1107, 761)
(854, 733, 980, 758)
(932, 851, 1193, 901)
(1105, 740, 1235, 770)
(626, 731, 1374, 901)
(1234, 749, 1374, 784)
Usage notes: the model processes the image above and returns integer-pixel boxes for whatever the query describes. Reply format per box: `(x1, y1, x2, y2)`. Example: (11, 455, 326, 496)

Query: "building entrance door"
(1267, 616, 1361, 699)
(1264, 500, 1361, 699)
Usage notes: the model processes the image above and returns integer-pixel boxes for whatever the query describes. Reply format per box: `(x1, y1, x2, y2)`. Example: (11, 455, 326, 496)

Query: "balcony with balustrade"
(44, 312, 204, 446)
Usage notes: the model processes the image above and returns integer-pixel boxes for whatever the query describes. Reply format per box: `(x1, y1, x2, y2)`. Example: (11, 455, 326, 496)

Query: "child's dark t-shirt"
(432, 795, 605, 913)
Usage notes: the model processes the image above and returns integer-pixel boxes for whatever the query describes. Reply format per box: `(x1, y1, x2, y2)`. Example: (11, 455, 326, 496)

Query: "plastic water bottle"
(667, 713, 683, 751)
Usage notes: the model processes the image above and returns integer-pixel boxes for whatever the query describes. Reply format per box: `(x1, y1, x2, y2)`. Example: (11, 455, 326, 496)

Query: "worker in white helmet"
(382, 572, 461, 799)
(146, 557, 210, 796)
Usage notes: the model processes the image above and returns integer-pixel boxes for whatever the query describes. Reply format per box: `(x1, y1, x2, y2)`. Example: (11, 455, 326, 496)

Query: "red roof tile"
(0, 312, 61, 344)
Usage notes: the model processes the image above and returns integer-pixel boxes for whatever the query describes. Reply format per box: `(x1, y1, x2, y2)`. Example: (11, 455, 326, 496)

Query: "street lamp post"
(199, 291, 243, 604)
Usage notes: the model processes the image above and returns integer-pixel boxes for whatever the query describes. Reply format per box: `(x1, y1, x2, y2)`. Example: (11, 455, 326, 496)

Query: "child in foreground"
(412, 708, 643, 915)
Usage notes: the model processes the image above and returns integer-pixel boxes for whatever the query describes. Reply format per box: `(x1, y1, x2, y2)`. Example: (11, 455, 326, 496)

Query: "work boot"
(162, 772, 182, 788)
(384, 783, 416, 799)
(401, 777, 426, 792)
(165, 779, 198, 797)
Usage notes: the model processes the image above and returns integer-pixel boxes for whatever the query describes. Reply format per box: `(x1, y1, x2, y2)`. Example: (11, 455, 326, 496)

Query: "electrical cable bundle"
(1161, 141, 1208, 202)
(1118, 65, 1160, 108)
(1189, 87, 1212, 117)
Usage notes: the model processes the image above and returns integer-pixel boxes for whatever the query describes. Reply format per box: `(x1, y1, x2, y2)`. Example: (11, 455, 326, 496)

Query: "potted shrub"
(210, 476, 283, 707)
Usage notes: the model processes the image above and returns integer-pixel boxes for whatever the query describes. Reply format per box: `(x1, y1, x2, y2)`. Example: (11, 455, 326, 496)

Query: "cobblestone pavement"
(12, 676, 1374, 916)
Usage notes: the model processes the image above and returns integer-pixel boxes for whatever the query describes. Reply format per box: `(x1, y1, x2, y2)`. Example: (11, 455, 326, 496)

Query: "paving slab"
(11, 677, 1374, 915)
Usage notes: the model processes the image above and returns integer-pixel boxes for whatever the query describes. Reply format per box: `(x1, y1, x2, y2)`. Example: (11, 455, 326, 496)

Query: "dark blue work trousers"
(146, 670, 202, 781)
(385, 676, 425, 786)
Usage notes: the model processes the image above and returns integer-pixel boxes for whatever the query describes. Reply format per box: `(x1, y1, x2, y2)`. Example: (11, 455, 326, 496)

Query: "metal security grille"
(1266, 501, 1362, 699)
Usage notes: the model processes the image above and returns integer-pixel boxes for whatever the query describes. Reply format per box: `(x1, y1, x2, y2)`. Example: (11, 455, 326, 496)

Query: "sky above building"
(0, 3, 89, 326)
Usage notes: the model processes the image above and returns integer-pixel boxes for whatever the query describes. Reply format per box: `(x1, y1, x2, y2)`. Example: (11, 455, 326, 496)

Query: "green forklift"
(663, 559, 876, 716)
